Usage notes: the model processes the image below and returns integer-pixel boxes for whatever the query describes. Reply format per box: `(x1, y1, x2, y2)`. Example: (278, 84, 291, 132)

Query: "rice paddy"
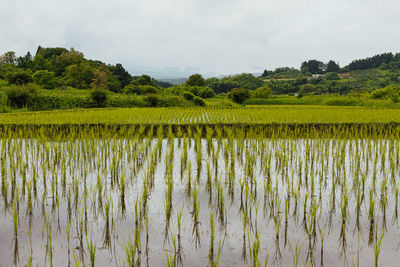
(2, 105, 400, 125)
(2, 106, 400, 266)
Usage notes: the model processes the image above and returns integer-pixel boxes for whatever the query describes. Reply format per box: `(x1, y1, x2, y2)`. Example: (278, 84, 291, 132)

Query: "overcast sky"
(1, 0, 399, 78)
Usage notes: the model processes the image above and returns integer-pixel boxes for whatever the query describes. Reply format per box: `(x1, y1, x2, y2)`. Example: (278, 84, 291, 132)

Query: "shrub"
(123, 84, 158, 95)
(164, 95, 189, 107)
(185, 74, 205, 86)
(193, 96, 206, 106)
(0, 90, 7, 112)
(326, 72, 339, 80)
(371, 86, 393, 99)
(252, 86, 272, 98)
(90, 88, 108, 107)
(199, 87, 215, 98)
(33, 70, 58, 89)
(6, 70, 33, 85)
(229, 88, 250, 104)
(6, 84, 38, 108)
(144, 94, 161, 107)
(183, 91, 195, 101)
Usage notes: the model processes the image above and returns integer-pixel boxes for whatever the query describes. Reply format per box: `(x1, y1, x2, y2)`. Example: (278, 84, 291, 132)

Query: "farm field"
(2, 105, 400, 125)
(1, 108, 400, 266)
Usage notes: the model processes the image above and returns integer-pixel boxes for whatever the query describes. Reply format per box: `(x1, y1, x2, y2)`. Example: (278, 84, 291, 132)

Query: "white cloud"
(0, 0, 399, 77)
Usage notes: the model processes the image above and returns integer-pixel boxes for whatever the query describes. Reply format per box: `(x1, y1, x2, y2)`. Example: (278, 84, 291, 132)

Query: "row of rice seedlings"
(1, 125, 400, 266)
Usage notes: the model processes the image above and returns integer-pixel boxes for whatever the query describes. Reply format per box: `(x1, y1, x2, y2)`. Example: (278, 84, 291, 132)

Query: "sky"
(1, 0, 399, 78)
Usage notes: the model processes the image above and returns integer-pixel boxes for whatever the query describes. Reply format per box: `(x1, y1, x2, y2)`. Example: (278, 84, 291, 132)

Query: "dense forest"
(1, 47, 400, 111)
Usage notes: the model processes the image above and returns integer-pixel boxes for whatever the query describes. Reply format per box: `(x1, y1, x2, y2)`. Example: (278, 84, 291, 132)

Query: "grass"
(2, 105, 400, 125)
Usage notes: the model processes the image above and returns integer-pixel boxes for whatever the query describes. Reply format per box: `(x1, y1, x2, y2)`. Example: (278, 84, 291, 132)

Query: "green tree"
(109, 63, 132, 87)
(54, 50, 84, 75)
(185, 74, 205, 86)
(17, 52, 34, 69)
(326, 72, 339, 80)
(6, 70, 33, 85)
(252, 86, 272, 98)
(231, 73, 264, 90)
(301, 60, 325, 74)
(33, 70, 58, 89)
(90, 88, 108, 107)
(91, 66, 110, 89)
(299, 83, 318, 94)
(183, 91, 195, 101)
(326, 60, 340, 72)
(6, 84, 38, 108)
(33, 54, 52, 71)
(0, 51, 17, 65)
(229, 88, 250, 104)
(193, 96, 206, 106)
(132, 75, 158, 87)
(64, 63, 94, 89)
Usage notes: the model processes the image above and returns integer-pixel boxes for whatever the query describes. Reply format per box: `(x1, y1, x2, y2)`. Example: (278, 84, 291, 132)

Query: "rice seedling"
(86, 233, 96, 267)
(1, 116, 400, 266)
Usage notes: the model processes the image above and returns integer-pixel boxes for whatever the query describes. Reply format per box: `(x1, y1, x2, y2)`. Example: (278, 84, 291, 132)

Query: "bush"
(6, 84, 38, 108)
(199, 87, 215, 98)
(326, 72, 339, 80)
(183, 91, 195, 101)
(193, 96, 206, 106)
(185, 74, 205, 86)
(252, 86, 272, 98)
(107, 94, 146, 108)
(0, 90, 7, 112)
(90, 88, 108, 107)
(123, 84, 158, 95)
(371, 86, 392, 99)
(144, 94, 161, 107)
(229, 88, 250, 104)
(6, 70, 33, 85)
(33, 70, 59, 89)
(164, 96, 189, 107)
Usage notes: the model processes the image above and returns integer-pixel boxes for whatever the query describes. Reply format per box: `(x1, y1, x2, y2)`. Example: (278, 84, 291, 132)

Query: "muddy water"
(0, 138, 399, 266)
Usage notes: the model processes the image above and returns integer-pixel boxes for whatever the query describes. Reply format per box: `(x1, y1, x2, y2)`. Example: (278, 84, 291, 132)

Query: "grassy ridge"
(2, 105, 400, 125)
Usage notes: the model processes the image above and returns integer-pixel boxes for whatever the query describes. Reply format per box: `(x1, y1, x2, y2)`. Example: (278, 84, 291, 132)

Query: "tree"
(326, 72, 339, 80)
(0, 51, 17, 65)
(299, 83, 318, 94)
(64, 63, 94, 89)
(33, 54, 52, 71)
(301, 60, 325, 74)
(261, 70, 272, 77)
(193, 96, 206, 106)
(206, 77, 239, 94)
(109, 63, 132, 87)
(91, 66, 110, 89)
(123, 84, 158, 95)
(33, 70, 58, 89)
(17, 52, 33, 69)
(185, 74, 205, 86)
(6, 84, 37, 108)
(231, 73, 264, 90)
(183, 91, 195, 101)
(198, 87, 215, 98)
(90, 88, 108, 107)
(6, 70, 33, 85)
(132, 75, 158, 87)
(252, 86, 272, 98)
(326, 60, 340, 72)
(54, 50, 84, 75)
(229, 88, 250, 104)
(36, 46, 68, 59)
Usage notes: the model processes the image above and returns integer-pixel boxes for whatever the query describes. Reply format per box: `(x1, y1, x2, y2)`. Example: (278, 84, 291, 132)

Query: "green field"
(2, 105, 400, 125)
